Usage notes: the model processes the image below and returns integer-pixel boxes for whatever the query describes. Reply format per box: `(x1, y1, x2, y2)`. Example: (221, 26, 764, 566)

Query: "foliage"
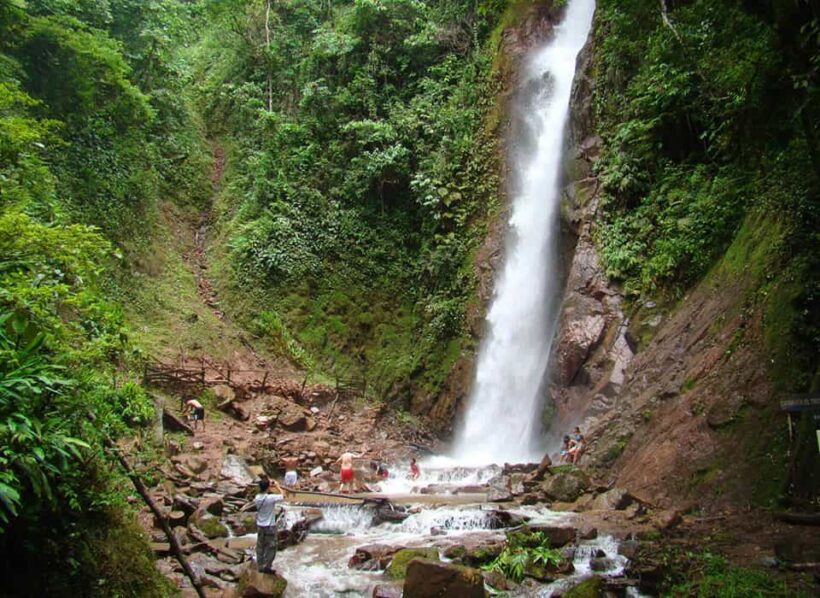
(593, 0, 819, 301)
(0, 311, 87, 530)
(0, 1, 207, 593)
(664, 551, 813, 597)
(197, 0, 507, 395)
(483, 529, 564, 582)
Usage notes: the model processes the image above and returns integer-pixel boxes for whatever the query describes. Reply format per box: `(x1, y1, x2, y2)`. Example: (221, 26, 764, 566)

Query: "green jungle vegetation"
(196, 0, 513, 400)
(0, 0, 817, 594)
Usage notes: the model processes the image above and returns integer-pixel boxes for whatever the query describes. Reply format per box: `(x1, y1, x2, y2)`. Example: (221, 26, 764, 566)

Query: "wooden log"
(163, 408, 194, 435)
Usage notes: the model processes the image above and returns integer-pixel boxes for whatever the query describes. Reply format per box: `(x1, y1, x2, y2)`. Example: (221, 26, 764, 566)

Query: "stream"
(247, 461, 629, 597)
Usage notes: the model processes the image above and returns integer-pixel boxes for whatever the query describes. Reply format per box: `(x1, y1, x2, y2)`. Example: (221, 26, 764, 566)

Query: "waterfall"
(453, 0, 596, 465)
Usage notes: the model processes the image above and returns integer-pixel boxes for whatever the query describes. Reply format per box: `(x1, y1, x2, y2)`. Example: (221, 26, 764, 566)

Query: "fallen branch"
(88, 412, 205, 598)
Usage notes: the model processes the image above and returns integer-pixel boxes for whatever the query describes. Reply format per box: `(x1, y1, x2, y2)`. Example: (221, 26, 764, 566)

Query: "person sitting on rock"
(254, 478, 287, 574)
(183, 398, 205, 433)
(409, 457, 420, 480)
(568, 427, 586, 464)
(559, 435, 572, 463)
(282, 456, 299, 488)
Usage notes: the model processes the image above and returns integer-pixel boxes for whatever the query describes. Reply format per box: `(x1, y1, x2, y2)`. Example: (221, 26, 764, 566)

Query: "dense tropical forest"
(0, 0, 817, 595)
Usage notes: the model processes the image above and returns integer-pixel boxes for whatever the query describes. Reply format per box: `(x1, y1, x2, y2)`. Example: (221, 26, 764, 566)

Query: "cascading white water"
(453, 0, 596, 465)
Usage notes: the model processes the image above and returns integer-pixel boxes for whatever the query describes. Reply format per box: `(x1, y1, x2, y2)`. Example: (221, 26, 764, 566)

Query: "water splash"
(453, 0, 596, 465)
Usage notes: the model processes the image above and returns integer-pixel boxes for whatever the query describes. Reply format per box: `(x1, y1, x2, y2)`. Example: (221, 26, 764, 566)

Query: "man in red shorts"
(335, 448, 366, 493)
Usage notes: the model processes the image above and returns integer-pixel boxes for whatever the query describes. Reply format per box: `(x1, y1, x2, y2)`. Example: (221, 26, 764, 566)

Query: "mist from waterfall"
(452, 0, 596, 465)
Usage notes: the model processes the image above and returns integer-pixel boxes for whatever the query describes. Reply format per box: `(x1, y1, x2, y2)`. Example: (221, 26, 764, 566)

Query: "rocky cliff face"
(550, 18, 787, 510)
(549, 35, 635, 439)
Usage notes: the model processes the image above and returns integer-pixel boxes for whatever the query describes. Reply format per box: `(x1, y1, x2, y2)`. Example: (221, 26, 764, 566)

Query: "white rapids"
(453, 0, 597, 465)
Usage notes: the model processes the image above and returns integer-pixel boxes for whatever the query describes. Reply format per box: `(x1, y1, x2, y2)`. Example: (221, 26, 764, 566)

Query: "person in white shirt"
(254, 478, 286, 573)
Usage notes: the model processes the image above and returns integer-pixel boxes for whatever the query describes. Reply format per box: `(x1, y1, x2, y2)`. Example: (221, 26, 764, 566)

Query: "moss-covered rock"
(193, 514, 229, 539)
(385, 547, 439, 579)
(235, 563, 287, 597)
(541, 468, 590, 502)
(564, 576, 604, 598)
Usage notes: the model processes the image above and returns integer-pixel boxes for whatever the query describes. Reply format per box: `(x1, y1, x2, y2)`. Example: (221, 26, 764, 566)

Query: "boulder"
(372, 584, 403, 598)
(168, 510, 187, 527)
(486, 510, 529, 529)
(230, 512, 257, 535)
(486, 475, 513, 502)
(590, 557, 615, 572)
(444, 539, 504, 567)
(533, 453, 553, 481)
(403, 559, 486, 598)
(173, 494, 198, 516)
(652, 509, 682, 531)
(385, 547, 439, 579)
(521, 525, 577, 548)
(564, 576, 604, 598)
(174, 454, 209, 475)
(201, 494, 225, 516)
(541, 469, 590, 502)
(221, 454, 255, 486)
(191, 513, 229, 539)
(233, 564, 287, 597)
(213, 384, 236, 402)
(590, 487, 634, 511)
(348, 543, 404, 571)
(524, 558, 574, 581)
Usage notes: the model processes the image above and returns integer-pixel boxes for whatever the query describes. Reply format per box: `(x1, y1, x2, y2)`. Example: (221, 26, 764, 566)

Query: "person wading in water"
(336, 448, 367, 493)
(282, 456, 299, 488)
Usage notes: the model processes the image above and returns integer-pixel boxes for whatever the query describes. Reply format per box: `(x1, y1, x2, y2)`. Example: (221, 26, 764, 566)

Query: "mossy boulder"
(193, 514, 229, 539)
(234, 563, 287, 597)
(541, 468, 590, 502)
(564, 576, 604, 598)
(385, 547, 439, 579)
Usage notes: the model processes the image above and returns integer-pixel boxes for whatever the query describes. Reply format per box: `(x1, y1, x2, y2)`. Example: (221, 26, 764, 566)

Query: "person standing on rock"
(255, 478, 286, 574)
(183, 398, 205, 433)
(336, 448, 366, 494)
(282, 456, 298, 488)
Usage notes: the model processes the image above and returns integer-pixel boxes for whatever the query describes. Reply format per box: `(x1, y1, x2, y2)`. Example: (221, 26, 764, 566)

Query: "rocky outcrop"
(548, 34, 634, 436)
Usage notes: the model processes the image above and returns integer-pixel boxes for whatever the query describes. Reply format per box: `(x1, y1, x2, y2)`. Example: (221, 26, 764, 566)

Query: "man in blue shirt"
(255, 478, 286, 573)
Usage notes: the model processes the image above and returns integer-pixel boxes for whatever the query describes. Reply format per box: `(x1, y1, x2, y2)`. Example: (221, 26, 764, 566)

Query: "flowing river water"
(262, 461, 628, 597)
(246, 1, 610, 595)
